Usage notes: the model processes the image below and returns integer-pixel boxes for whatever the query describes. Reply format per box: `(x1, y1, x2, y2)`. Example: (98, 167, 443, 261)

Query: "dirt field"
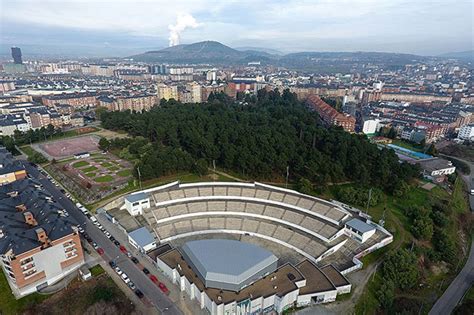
(36, 135, 100, 159)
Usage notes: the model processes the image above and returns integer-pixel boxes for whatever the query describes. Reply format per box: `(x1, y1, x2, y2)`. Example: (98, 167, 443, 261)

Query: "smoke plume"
(168, 13, 200, 47)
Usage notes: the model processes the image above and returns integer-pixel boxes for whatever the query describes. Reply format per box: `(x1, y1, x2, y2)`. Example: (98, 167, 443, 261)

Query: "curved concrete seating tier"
(151, 182, 350, 225)
(154, 215, 331, 261)
(147, 199, 341, 242)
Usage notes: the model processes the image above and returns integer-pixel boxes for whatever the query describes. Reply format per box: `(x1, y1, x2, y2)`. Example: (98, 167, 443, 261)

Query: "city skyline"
(1, 0, 472, 57)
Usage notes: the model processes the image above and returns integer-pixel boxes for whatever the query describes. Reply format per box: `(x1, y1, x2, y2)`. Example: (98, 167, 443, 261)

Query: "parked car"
(119, 245, 127, 253)
(96, 248, 104, 255)
(105, 231, 111, 238)
(128, 282, 136, 290)
(113, 240, 120, 247)
(92, 242, 98, 249)
(159, 282, 169, 294)
(121, 273, 130, 284)
(78, 227, 85, 234)
(149, 274, 159, 284)
(134, 289, 144, 298)
(131, 257, 139, 264)
(126, 252, 132, 258)
(109, 260, 116, 268)
(142, 268, 150, 275)
(109, 236, 115, 242)
(114, 267, 123, 276)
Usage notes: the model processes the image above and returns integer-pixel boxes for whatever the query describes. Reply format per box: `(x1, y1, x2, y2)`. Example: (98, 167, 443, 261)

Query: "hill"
(439, 50, 474, 62)
(130, 41, 430, 71)
(234, 46, 283, 55)
(131, 41, 272, 64)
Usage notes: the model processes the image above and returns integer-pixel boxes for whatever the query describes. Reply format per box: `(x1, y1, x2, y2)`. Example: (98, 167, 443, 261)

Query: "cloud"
(168, 13, 202, 46)
(0, 0, 472, 54)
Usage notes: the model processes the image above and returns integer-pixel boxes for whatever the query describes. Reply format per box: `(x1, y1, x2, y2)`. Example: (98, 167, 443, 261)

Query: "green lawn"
(100, 161, 113, 168)
(117, 169, 131, 177)
(94, 175, 114, 183)
(107, 166, 120, 171)
(0, 269, 50, 315)
(353, 179, 469, 314)
(391, 139, 425, 152)
(85, 172, 96, 178)
(92, 157, 107, 162)
(19, 145, 37, 158)
(72, 160, 89, 168)
(81, 166, 98, 173)
(90, 265, 105, 277)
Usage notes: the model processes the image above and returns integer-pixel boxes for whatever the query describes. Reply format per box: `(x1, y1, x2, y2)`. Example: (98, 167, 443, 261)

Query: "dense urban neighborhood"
(0, 37, 472, 315)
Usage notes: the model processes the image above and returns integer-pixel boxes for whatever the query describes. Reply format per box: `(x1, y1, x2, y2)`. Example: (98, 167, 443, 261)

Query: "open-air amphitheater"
(106, 181, 393, 314)
(111, 181, 392, 274)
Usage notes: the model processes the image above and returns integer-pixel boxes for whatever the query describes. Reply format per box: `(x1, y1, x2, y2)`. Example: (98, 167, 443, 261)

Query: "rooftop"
(128, 227, 155, 248)
(345, 218, 376, 234)
(158, 248, 304, 305)
(416, 157, 454, 172)
(0, 178, 78, 256)
(181, 239, 278, 291)
(125, 192, 148, 203)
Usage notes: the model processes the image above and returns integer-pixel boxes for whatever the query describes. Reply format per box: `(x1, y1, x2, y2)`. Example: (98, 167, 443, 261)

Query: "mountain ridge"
(129, 40, 454, 71)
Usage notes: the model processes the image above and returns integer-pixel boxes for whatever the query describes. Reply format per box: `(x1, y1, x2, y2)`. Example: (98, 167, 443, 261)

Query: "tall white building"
(362, 119, 380, 135)
(458, 124, 474, 141)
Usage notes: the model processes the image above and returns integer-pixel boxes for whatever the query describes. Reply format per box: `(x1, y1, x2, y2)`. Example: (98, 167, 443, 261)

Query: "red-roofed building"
(306, 95, 356, 132)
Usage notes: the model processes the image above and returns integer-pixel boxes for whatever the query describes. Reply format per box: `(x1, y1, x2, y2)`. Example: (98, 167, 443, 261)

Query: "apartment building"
(116, 95, 157, 112)
(157, 84, 179, 101)
(42, 92, 97, 108)
(307, 95, 356, 132)
(458, 124, 474, 141)
(0, 178, 84, 297)
(0, 115, 29, 136)
(0, 147, 27, 185)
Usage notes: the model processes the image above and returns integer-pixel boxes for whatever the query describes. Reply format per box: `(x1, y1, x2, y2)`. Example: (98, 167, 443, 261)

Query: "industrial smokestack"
(168, 13, 200, 47)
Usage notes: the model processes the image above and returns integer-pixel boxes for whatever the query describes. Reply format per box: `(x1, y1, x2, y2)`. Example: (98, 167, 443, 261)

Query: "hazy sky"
(0, 0, 472, 56)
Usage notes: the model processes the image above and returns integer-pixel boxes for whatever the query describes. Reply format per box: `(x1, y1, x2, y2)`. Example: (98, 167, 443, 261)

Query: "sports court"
(36, 135, 99, 159)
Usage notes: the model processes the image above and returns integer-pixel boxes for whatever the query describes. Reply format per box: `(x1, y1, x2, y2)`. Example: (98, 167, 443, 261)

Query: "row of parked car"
(75, 200, 169, 297)
(108, 260, 144, 298)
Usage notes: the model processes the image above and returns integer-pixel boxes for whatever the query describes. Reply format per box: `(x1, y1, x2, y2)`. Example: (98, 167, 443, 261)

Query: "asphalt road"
(429, 155, 474, 315)
(22, 161, 182, 315)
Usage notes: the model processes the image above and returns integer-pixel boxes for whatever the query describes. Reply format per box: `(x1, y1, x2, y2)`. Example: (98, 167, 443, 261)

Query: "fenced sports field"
(35, 135, 99, 160)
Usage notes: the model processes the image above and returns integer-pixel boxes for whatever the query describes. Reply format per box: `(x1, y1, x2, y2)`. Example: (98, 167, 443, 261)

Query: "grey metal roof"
(125, 192, 148, 203)
(0, 178, 78, 256)
(345, 218, 375, 234)
(182, 239, 278, 291)
(128, 227, 155, 248)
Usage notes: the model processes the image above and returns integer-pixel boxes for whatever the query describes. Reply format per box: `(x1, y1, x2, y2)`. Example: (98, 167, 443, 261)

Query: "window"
(63, 240, 75, 248)
(132, 202, 139, 206)
(23, 268, 37, 277)
(20, 256, 33, 265)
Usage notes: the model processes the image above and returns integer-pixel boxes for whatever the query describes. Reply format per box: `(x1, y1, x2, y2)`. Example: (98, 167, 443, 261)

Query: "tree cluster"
(0, 125, 65, 152)
(99, 89, 419, 191)
(335, 186, 383, 207)
(377, 248, 419, 309)
(403, 199, 457, 264)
